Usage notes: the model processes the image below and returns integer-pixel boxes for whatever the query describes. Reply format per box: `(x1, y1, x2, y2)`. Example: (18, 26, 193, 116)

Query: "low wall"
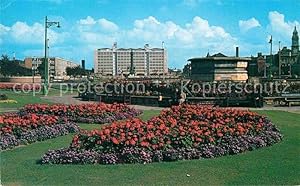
(0, 76, 42, 83)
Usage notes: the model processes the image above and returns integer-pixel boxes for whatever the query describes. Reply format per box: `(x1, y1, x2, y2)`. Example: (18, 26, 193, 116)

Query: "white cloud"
(0, 24, 10, 44)
(10, 22, 45, 44)
(76, 17, 118, 45)
(126, 16, 236, 51)
(3, 15, 237, 68)
(0, 24, 10, 35)
(0, 20, 70, 47)
(268, 11, 299, 41)
(79, 16, 96, 25)
(239, 18, 261, 32)
(98, 18, 118, 32)
(78, 16, 118, 32)
(2, 15, 235, 51)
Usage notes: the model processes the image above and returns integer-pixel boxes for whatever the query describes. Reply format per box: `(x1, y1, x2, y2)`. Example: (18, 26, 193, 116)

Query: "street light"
(32, 57, 36, 83)
(268, 35, 273, 79)
(43, 16, 60, 95)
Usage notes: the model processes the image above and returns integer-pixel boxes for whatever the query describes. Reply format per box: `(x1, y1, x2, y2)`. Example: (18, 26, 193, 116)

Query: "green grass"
(138, 110, 161, 121)
(1, 110, 300, 185)
(0, 88, 77, 112)
(45, 86, 78, 96)
(0, 90, 51, 111)
(78, 123, 102, 131)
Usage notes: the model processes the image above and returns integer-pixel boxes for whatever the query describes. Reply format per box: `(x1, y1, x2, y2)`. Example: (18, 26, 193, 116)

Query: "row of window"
(98, 65, 164, 68)
(97, 54, 164, 57)
(97, 60, 165, 62)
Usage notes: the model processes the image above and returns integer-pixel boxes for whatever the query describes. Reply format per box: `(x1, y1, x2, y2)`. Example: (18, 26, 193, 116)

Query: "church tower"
(292, 26, 299, 55)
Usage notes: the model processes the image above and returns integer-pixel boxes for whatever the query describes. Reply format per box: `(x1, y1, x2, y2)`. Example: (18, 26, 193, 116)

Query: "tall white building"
(94, 44, 168, 76)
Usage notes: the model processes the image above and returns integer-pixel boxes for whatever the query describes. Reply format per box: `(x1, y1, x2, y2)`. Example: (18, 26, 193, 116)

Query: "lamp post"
(269, 35, 273, 78)
(31, 66, 34, 84)
(43, 16, 60, 95)
(278, 41, 281, 78)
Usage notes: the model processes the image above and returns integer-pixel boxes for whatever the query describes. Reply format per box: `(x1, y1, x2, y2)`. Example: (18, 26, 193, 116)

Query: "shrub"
(0, 94, 8, 100)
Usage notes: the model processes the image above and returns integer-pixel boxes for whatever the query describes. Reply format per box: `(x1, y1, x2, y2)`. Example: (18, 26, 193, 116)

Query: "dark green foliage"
(66, 66, 87, 77)
(0, 55, 31, 76)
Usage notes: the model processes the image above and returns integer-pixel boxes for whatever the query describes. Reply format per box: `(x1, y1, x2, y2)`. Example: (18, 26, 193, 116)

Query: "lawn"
(0, 88, 77, 112)
(0, 90, 51, 112)
(1, 110, 299, 185)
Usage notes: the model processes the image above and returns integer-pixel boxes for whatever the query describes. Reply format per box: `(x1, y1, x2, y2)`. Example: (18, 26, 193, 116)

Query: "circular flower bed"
(21, 103, 142, 124)
(41, 105, 283, 164)
(0, 113, 79, 150)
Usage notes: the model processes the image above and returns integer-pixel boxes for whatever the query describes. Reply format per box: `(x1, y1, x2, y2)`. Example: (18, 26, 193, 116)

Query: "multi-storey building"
(94, 44, 168, 76)
(249, 26, 300, 77)
(277, 26, 300, 76)
(24, 57, 78, 80)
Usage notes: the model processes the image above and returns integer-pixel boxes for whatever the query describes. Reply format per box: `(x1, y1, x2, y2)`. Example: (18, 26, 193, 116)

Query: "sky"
(0, 0, 300, 69)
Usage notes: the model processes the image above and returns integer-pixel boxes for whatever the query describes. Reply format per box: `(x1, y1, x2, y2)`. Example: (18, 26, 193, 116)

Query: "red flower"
(130, 139, 136, 145)
(70, 104, 271, 152)
(217, 132, 223, 137)
(141, 141, 149, 147)
(0, 116, 4, 124)
(112, 137, 119, 145)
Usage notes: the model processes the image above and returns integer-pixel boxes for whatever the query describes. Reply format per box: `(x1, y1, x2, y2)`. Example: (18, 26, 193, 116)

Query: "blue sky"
(0, 0, 299, 69)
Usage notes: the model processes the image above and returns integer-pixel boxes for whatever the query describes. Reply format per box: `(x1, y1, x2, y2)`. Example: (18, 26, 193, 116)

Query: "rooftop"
(188, 53, 251, 62)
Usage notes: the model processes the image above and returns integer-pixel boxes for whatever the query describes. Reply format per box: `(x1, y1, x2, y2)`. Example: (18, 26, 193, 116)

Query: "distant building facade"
(277, 26, 300, 76)
(24, 57, 78, 80)
(249, 26, 300, 77)
(94, 44, 168, 76)
(188, 48, 250, 82)
(248, 52, 266, 77)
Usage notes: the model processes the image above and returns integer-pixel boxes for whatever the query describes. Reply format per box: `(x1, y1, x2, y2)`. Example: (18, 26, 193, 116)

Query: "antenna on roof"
(113, 42, 117, 49)
(206, 49, 210, 57)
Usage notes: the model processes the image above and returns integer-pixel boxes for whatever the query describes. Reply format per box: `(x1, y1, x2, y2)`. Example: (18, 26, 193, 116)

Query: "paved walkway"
(2, 92, 298, 113)
(41, 95, 91, 105)
(41, 95, 164, 110)
(40, 95, 300, 113)
(251, 106, 300, 114)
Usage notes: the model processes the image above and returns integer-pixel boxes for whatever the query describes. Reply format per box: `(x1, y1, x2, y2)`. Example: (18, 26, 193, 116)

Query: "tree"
(0, 55, 31, 76)
(37, 60, 46, 79)
(66, 66, 86, 78)
(66, 66, 74, 77)
(182, 63, 191, 77)
(1, 55, 9, 62)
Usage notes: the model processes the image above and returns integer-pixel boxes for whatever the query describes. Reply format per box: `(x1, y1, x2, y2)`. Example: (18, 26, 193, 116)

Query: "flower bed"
(41, 105, 283, 165)
(0, 99, 18, 103)
(0, 113, 79, 150)
(21, 103, 142, 124)
(0, 83, 41, 91)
